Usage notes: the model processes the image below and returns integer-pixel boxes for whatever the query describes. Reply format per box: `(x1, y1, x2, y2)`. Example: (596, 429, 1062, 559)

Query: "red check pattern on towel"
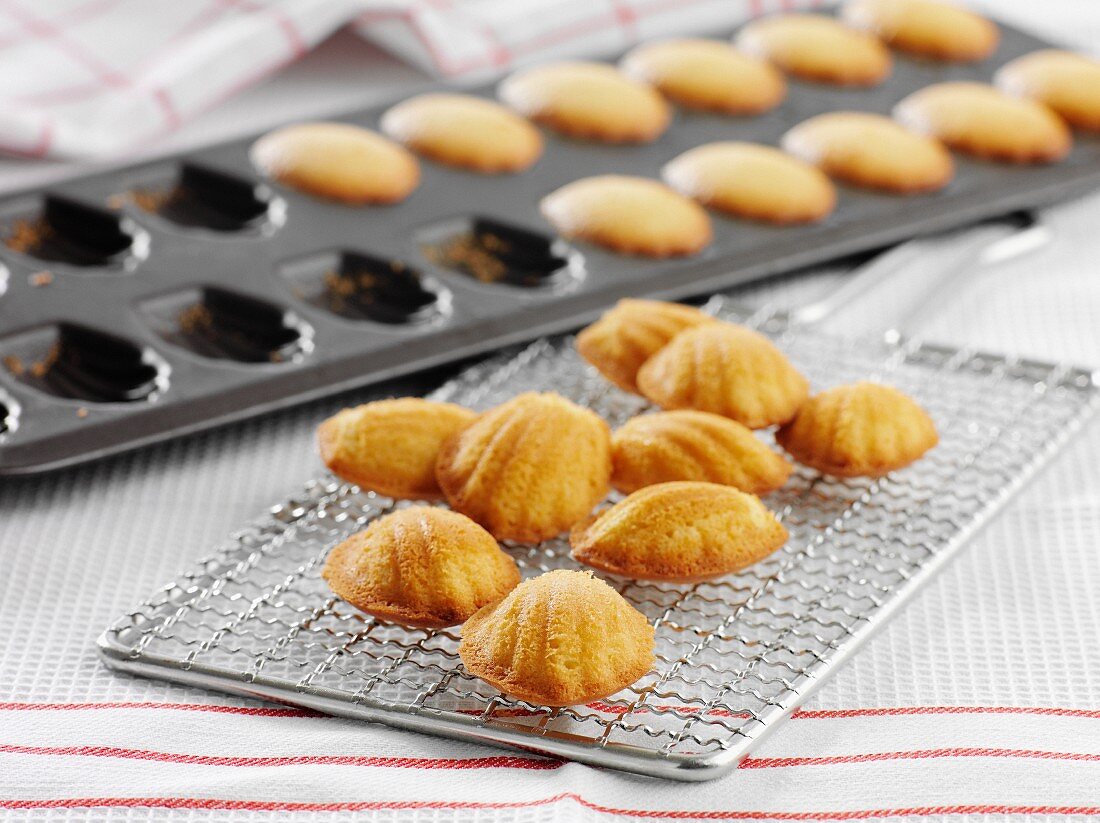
(0, 0, 820, 159)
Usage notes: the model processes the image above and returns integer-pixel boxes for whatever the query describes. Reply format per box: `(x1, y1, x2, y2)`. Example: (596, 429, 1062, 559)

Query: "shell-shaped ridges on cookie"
(776, 381, 938, 477)
(322, 507, 520, 628)
(635, 323, 809, 429)
(570, 481, 788, 581)
(459, 570, 655, 706)
(436, 392, 612, 542)
(318, 399, 476, 499)
(575, 299, 715, 392)
(612, 410, 793, 495)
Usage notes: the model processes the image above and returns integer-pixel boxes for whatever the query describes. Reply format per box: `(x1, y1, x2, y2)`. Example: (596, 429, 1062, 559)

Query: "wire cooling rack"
(98, 296, 1100, 781)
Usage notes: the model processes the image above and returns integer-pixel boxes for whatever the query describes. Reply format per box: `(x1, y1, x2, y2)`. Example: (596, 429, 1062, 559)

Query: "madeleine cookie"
(894, 82, 1072, 163)
(323, 507, 520, 628)
(575, 299, 715, 393)
(996, 50, 1100, 132)
(841, 0, 998, 63)
(318, 399, 476, 499)
(735, 14, 892, 87)
(499, 61, 671, 143)
(436, 392, 611, 542)
(663, 142, 837, 223)
(380, 93, 543, 173)
(782, 112, 954, 193)
(619, 38, 786, 114)
(250, 122, 419, 204)
(460, 570, 654, 706)
(540, 175, 712, 257)
(571, 481, 788, 581)
(636, 322, 809, 429)
(776, 381, 938, 477)
(612, 411, 793, 495)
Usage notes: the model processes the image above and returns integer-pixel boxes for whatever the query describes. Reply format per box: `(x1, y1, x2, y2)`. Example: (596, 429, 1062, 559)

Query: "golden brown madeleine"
(571, 481, 787, 581)
(894, 82, 1072, 164)
(663, 142, 837, 224)
(619, 38, 786, 114)
(498, 61, 671, 144)
(250, 122, 420, 205)
(318, 398, 476, 499)
(735, 14, 892, 87)
(323, 507, 520, 628)
(435, 392, 612, 542)
(782, 111, 954, 194)
(540, 175, 712, 258)
(459, 569, 654, 706)
(612, 410, 793, 495)
(575, 298, 715, 393)
(996, 50, 1100, 132)
(841, 0, 998, 63)
(380, 93, 543, 173)
(776, 381, 938, 477)
(636, 322, 809, 429)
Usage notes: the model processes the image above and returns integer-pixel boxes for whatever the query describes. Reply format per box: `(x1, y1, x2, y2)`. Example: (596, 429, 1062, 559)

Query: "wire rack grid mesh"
(98, 297, 1099, 780)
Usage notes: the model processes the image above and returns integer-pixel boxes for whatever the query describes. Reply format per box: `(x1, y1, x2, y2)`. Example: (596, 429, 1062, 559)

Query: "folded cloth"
(0, 0, 819, 159)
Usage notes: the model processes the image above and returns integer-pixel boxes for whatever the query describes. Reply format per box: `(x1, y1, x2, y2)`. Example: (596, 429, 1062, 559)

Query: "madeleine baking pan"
(2, 13, 1099, 475)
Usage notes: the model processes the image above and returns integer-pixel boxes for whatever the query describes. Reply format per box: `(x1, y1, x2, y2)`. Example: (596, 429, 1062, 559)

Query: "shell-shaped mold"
(570, 481, 788, 582)
(459, 569, 655, 706)
(635, 322, 809, 429)
(776, 381, 938, 477)
(612, 410, 793, 495)
(575, 299, 714, 393)
(319, 398, 476, 499)
(436, 392, 612, 542)
(322, 507, 520, 628)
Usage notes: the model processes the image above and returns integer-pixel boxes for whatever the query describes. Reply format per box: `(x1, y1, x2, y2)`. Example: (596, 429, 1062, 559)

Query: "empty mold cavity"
(419, 217, 581, 289)
(3, 195, 148, 269)
(142, 286, 313, 364)
(126, 163, 283, 234)
(1, 323, 167, 403)
(280, 250, 450, 325)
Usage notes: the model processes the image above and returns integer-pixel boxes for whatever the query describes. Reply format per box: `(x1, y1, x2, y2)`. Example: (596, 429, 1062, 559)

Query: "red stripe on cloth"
(5, 701, 1100, 720)
(792, 706, 1100, 720)
(0, 0, 125, 50)
(0, 743, 561, 770)
(3, 0, 129, 87)
(1, 796, 1099, 818)
(740, 748, 1100, 769)
(151, 87, 181, 128)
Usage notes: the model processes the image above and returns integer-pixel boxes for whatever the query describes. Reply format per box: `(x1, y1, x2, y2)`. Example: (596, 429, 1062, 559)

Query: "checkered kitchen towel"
(0, 0, 821, 159)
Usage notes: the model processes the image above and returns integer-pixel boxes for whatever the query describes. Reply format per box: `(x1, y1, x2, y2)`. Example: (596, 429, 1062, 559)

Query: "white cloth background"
(2, 1, 1100, 820)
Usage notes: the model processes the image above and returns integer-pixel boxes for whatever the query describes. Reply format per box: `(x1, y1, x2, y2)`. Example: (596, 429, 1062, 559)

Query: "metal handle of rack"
(794, 212, 1054, 338)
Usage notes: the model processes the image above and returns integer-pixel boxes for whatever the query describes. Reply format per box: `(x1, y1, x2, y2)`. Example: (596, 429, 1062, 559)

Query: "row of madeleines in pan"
(318, 300, 938, 706)
(250, 0, 1100, 259)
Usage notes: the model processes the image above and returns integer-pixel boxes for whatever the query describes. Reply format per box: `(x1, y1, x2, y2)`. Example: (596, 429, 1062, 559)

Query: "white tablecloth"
(2, 2, 1100, 820)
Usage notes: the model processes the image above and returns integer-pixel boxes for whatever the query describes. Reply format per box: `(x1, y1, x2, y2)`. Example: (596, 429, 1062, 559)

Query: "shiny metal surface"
(98, 297, 1099, 781)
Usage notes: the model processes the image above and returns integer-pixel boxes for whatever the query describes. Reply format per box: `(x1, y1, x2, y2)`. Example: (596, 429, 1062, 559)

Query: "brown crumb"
(106, 194, 128, 210)
(426, 232, 508, 283)
(6, 218, 50, 255)
(179, 303, 213, 334)
(3, 355, 24, 377)
(130, 187, 175, 214)
(76, 407, 89, 418)
(29, 270, 53, 287)
(29, 344, 59, 378)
